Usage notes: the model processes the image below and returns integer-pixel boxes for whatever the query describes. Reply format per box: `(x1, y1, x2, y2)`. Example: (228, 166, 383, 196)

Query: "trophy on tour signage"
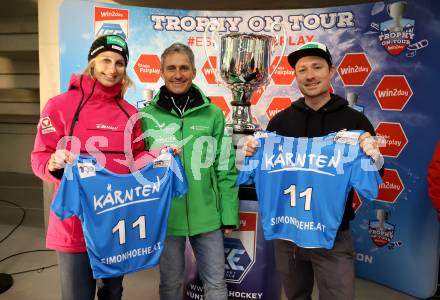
(204, 21, 286, 138)
(387, 1, 407, 32)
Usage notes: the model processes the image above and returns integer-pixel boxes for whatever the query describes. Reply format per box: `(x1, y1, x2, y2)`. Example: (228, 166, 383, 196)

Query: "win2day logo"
(94, 6, 129, 39)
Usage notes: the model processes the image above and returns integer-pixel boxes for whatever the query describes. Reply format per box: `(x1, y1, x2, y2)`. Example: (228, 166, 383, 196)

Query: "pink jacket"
(32, 74, 157, 252)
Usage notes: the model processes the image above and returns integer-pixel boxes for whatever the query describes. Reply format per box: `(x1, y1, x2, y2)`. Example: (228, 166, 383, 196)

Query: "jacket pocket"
(84, 121, 125, 153)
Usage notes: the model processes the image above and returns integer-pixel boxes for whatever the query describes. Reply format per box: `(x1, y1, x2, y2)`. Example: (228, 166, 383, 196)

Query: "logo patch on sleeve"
(78, 162, 96, 178)
(334, 130, 360, 145)
(39, 116, 56, 134)
(153, 152, 172, 168)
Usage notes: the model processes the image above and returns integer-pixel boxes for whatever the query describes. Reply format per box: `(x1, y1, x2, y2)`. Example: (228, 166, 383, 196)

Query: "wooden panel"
(0, 102, 40, 115)
(0, 89, 39, 103)
(0, 74, 39, 89)
(0, 34, 38, 52)
(0, 56, 39, 74)
(0, 16, 38, 33)
(0, 123, 36, 134)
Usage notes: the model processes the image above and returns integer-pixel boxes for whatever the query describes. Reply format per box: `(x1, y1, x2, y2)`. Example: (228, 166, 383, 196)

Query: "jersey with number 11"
(51, 152, 188, 278)
(237, 131, 382, 249)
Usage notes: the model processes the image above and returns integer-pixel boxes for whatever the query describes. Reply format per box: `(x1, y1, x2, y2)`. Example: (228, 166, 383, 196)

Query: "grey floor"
(0, 173, 422, 300)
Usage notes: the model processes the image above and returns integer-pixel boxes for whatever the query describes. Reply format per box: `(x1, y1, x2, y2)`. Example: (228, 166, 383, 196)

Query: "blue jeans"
(159, 229, 228, 300)
(57, 251, 123, 300)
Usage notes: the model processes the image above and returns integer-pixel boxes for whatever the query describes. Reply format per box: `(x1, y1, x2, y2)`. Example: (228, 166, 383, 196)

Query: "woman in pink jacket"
(31, 35, 154, 300)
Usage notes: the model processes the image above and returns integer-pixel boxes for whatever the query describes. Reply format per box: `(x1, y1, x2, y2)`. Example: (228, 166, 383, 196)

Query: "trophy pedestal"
(228, 104, 259, 138)
(227, 104, 259, 168)
(231, 131, 251, 170)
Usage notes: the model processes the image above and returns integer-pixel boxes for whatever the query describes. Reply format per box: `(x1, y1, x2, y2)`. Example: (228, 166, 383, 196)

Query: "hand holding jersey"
(237, 130, 382, 249)
(359, 132, 385, 169)
(243, 131, 383, 162)
(48, 145, 181, 173)
(51, 151, 188, 278)
(48, 149, 75, 171)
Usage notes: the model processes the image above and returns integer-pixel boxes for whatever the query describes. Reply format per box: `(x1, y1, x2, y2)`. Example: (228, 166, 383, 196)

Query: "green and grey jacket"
(140, 84, 239, 236)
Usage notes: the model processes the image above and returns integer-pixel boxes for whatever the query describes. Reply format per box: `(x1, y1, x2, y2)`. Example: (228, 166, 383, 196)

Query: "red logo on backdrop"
(210, 96, 230, 118)
(202, 56, 220, 85)
(266, 97, 291, 120)
(376, 168, 404, 204)
(134, 54, 161, 83)
(250, 86, 265, 106)
(374, 75, 413, 111)
(352, 190, 362, 213)
(269, 56, 295, 85)
(94, 7, 129, 38)
(238, 212, 257, 231)
(94, 6, 128, 21)
(375, 122, 408, 157)
(337, 53, 373, 86)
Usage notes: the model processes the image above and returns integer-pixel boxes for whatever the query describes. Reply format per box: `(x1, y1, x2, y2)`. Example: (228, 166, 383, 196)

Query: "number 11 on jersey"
(283, 185, 313, 211)
(112, 215, 147, 245)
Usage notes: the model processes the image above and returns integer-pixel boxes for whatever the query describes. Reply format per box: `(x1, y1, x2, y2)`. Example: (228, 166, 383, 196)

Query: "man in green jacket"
(140, 43, 239, 300)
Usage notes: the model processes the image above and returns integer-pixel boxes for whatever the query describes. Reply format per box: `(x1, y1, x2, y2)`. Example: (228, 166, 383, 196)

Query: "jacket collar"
(68, 74, 122, 101)
(153, 84, 209, 115)
(292, 93, 348, 113)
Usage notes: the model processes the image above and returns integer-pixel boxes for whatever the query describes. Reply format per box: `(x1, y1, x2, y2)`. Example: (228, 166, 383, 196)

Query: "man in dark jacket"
(243, 42, 382, 300)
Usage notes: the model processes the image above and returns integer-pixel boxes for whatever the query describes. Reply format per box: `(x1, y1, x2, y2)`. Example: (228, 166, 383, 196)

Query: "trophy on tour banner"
(204, 21, 286, 138)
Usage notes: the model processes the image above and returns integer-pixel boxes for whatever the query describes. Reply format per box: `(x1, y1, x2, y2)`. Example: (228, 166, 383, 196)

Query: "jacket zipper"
(180, 116, 191, 235)
(151, 92, 210, 235)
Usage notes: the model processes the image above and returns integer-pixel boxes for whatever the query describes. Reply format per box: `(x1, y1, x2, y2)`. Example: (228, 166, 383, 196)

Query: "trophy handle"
(203, 21, 222, 85)
(267, 22, 287, 85)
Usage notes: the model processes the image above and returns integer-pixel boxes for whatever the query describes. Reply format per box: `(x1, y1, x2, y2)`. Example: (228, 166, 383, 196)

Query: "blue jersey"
(237, 131, 382, 249)
(51, 152, 188, 278)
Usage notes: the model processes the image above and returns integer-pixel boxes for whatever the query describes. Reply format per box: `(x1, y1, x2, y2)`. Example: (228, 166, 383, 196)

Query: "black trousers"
(274, 229, 355, 300)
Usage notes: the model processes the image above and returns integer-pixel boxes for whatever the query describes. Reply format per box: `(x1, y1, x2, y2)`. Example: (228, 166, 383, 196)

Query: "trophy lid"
(223, 32, 274, 41)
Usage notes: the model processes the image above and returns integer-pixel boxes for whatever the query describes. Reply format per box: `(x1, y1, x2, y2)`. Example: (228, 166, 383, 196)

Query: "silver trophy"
(387, 1, 407, 32)
(204, 21, 286, 135)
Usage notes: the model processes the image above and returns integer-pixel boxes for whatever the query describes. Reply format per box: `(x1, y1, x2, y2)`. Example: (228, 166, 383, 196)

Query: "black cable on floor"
(0, 199, 26, 245)
(9, 264, 58, 276)
(0, 200, 57, 276)
(0, 249, 55, 264)
(0, 249, 58, 276)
